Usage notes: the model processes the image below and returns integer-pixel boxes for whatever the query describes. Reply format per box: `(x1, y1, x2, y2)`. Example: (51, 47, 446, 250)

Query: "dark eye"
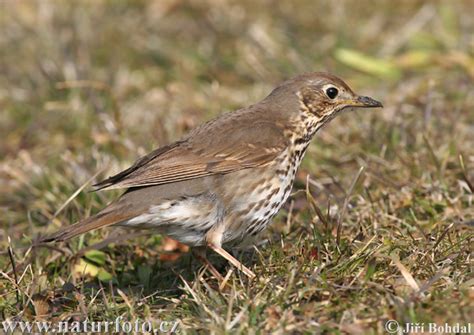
(326, 87, 339, 99)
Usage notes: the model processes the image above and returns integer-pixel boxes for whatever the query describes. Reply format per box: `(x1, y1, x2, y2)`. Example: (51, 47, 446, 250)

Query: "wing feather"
(94, 114, 289, 190)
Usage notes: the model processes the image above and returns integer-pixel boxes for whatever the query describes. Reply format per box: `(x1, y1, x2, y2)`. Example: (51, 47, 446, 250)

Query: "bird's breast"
(221, 144, 309, 244)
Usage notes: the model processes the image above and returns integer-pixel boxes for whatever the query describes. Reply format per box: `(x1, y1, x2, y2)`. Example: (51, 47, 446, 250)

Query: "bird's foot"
(208, 243, 256, 279)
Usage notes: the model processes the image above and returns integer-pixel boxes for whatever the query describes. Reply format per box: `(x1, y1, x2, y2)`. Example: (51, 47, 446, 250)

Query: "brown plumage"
(41, 72, 382, 278)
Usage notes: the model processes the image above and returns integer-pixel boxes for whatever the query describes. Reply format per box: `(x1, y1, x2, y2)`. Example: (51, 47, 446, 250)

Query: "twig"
(379, 4, 435, 56)
(7, 236, 21, 309)
(337, 166, 365, 246)
(54, 167, 106, 218)
(305, 175, 330, 230)
(459, 154, 474, 193)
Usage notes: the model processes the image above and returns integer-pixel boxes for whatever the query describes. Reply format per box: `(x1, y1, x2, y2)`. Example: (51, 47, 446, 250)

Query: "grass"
(1, 1, 473, 333)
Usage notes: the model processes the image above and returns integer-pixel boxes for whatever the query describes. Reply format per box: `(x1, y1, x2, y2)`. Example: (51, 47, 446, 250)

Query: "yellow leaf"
(395, 50, 435, 68)
(334, 49, 401, 79)
(73, 259, 100, 278)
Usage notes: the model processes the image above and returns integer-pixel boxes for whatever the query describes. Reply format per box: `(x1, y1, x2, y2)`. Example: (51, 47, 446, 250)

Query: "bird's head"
(297, 72, 383, 118)
(263, 72, 382, 133)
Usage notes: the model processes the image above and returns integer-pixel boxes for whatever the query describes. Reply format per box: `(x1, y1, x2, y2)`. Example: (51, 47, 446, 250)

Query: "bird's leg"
(192, 247, 224, 281)
(208, 243, 256, 279)
(205, 224, 256, 279)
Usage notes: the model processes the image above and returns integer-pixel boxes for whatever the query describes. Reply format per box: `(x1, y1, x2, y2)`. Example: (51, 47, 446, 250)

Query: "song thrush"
(41, 72, 382, 278)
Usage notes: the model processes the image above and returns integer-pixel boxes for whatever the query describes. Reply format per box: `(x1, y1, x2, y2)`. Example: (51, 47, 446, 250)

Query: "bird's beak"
(351, 95, 383, 108)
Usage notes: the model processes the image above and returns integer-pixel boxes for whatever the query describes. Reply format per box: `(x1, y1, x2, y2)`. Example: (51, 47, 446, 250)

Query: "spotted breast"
(218, 142, 310, 247)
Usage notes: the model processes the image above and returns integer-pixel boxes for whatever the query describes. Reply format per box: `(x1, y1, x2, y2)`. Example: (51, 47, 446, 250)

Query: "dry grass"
(1, 1, 473, 333)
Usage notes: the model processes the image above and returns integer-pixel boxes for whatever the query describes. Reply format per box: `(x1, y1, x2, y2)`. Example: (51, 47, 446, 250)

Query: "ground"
(0, 1, 473, 334)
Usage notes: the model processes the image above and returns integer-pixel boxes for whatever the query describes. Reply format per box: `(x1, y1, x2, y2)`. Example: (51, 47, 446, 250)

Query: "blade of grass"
(337, 166, 365, 246)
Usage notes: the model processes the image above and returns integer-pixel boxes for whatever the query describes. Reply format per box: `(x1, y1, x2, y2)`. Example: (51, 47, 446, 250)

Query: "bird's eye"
(326, 87, 339, 99)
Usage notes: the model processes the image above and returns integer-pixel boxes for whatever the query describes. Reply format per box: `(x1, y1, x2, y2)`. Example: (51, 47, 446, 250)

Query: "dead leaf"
(265, 306, 281, 330)
(160, 237, 189, 252)
(158, 237, 189, 261)
(32, 294, 50, 319)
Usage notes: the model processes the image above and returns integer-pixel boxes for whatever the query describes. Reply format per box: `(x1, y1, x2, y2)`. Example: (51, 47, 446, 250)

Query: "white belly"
(120, 192, 223, 246)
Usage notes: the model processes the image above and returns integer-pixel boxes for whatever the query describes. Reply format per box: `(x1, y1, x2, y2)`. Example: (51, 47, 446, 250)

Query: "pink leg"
(192, 247, 224, 281)
(208, 244, 256, 279)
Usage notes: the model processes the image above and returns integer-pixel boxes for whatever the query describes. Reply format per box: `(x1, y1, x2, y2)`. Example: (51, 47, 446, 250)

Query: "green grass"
(1, 1, 473, 333)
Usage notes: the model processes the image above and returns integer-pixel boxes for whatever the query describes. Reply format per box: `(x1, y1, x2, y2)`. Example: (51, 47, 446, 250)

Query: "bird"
(40, 72, 382, 279)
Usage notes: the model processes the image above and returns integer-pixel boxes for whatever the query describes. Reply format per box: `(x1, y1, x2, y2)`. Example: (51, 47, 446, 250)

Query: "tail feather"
(40, 205, 136, 243)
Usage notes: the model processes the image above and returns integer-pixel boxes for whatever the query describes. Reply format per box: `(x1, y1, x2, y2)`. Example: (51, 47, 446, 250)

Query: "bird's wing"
(94, 117, 289, 190)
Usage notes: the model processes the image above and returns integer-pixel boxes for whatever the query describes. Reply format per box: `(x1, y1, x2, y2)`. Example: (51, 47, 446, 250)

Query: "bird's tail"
(39, 204, 137, 243)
